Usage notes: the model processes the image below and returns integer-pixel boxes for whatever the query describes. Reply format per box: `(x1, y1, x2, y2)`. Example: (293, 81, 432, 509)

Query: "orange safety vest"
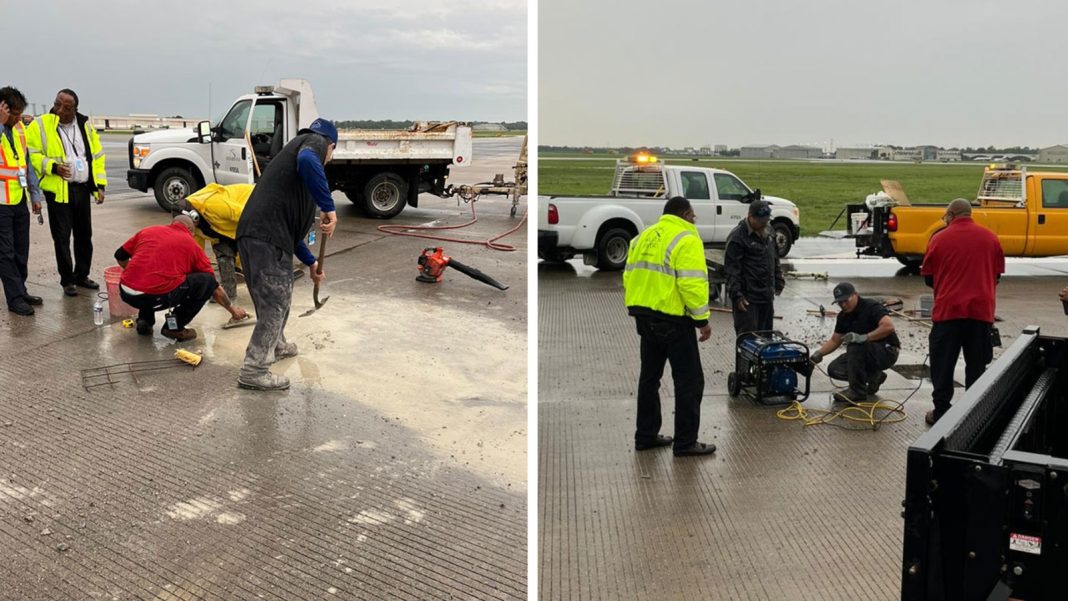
(0, 122, 28, 205)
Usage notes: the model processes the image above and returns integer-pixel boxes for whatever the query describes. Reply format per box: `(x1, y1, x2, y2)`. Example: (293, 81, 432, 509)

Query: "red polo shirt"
(920, 216, 1004, 323)
(119, 223, 214, 295)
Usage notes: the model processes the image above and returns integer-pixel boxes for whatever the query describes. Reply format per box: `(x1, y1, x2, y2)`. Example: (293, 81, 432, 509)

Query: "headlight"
(132, 144, 151, 168)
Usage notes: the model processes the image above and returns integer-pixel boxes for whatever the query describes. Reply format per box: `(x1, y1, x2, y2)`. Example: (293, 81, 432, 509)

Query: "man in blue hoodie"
(235, 118, 338, 390)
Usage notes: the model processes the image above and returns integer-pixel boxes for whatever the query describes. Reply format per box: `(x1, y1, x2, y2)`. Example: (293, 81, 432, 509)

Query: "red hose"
(376, 200, 527, 252)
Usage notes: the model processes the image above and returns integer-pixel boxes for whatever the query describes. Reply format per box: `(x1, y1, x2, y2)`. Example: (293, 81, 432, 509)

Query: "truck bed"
(332, 123, 471, 163)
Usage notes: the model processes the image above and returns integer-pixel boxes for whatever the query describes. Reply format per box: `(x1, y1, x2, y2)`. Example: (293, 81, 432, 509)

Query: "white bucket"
(850, 212, 869, 234)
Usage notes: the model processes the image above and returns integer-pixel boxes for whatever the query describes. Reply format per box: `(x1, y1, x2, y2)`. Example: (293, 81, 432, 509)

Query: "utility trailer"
(901, 326, 1068, 601)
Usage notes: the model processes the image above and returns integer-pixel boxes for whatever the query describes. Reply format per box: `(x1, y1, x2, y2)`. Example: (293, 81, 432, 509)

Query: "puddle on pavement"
(193, 290, 526, 488)
(893, 364, 931, 380)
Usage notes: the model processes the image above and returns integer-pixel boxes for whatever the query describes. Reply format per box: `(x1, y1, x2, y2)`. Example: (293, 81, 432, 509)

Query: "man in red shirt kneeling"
(114, 215, 248, 341)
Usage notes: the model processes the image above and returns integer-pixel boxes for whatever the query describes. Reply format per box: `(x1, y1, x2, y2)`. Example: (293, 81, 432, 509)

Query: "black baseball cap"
(749, 200, 772, 219)
(832, 282, 856, 304)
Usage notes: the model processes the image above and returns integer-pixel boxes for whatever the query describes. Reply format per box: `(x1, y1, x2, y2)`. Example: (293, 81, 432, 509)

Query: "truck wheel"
(154, 167, 196, 212)
(896, 255, 922, 269)
(772, 221, 794, 257)
(595, 228, 633, 271)
(363, 173, 408, 219)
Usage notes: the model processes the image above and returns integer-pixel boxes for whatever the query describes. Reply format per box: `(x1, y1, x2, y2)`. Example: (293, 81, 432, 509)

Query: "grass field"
(539, 155, 1068, 237)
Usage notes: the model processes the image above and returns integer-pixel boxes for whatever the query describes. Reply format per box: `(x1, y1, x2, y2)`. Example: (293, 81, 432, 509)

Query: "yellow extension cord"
(772, 358, 925, 429)
(776, 397, 907, 428)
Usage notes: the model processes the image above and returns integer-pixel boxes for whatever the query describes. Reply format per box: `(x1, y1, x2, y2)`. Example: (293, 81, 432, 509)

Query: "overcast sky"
(540, 0, 1068, 149)
(10, 0, 526, 123)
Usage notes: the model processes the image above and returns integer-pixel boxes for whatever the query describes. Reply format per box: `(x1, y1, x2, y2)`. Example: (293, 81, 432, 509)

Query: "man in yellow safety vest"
(623, 196, 716, 457)
(0, 87, 45, 316)
(26, 88, 106, 297)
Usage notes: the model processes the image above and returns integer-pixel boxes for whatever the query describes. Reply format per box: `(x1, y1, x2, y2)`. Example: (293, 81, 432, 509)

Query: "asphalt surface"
(537, 246, 1068, 600)
(0, 136, 528, 600)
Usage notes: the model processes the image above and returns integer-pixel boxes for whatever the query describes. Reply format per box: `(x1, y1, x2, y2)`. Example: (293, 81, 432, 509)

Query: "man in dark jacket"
(724, 200, 784, 336)
(235, 119, 338, 391)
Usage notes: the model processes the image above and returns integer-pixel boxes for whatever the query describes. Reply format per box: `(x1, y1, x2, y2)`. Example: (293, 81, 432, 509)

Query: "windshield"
(218, 100, 252, 141)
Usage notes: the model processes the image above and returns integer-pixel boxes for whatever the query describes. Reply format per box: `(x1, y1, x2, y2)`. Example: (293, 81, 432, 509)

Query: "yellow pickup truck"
(847, 165, 1068, 266)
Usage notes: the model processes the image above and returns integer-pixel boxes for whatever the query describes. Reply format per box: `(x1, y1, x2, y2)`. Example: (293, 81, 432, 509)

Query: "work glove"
(842, 332, 868, 346)
(809, 350, 823, 364)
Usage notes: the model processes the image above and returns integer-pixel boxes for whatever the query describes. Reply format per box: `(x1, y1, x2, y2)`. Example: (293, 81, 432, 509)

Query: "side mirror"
(197, 120, 212, 144)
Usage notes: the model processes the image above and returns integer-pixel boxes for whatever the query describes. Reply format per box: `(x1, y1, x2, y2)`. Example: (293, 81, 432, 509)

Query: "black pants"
(635, 316, 704, 450)
(733, 301, 774, 336)
(827, 341, 899, 395)
(929, 319, 993, 416)
(119, 272, 218, 329)
(238, 237, 294, 377)
(46, 184, 93, 286)
(0, 201, 30, 305)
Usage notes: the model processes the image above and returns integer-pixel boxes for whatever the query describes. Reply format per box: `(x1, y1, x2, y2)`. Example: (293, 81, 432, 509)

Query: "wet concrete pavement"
(0, 137, 527, 599)
(537, 246, 1068, 600)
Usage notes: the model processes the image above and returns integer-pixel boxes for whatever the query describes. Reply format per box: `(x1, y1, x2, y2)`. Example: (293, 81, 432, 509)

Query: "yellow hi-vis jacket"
(25, 113, 106, 203)
(0, 123, 29, 205)
(185, 183, 253, 241)
(623, 214, 711, 324)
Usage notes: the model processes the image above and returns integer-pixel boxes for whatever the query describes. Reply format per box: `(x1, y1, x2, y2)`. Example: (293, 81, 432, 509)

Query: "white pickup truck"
(126, 79, 473, 216)
(537, 156, 801, 270)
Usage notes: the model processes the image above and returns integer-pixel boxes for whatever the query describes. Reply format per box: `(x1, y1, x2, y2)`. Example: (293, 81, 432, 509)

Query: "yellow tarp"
(185, 183, 254, 240)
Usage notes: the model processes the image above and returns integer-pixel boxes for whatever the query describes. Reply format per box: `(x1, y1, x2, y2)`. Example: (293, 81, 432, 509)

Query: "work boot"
(22, 294, 42, 306)
(635, 434, 673, 451)
(273, 341, 298, 362)
(63, 285, 78, 297)
(76, 278, 100, 290)
(161, 326, 197, 342)
(673, 442, 717, 457)
(8, 298, 34, 316)
(136, 318, 153, 336)
(238, 371, 291, 391)
(833, 389, 868, 404)
(867, 372, 888, 395)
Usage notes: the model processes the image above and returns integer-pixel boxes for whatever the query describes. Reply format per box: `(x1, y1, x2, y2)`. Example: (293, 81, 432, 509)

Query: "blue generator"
(727, 331, 812, 404)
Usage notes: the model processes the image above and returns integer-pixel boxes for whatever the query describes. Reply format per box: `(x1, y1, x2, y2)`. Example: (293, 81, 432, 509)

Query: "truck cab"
(128, 79, 315, 211)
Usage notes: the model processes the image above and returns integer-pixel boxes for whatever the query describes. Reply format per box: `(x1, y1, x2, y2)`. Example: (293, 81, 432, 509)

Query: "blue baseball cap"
(303, 118, 338, 145)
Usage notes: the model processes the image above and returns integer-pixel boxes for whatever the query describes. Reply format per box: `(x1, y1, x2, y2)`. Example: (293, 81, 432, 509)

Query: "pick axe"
(299, 234, 330, 318)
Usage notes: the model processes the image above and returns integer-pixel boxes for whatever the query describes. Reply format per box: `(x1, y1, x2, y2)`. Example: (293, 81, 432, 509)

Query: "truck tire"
(154, 167, 196, 212)
(772, 221, 794, 258)
(362, 173, 408, 219)
(595, 227, 633, 271)
(896, 254, 922, 269)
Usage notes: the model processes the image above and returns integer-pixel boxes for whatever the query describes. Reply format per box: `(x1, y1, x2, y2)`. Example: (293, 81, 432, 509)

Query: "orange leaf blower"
(416, 247, 508, 290)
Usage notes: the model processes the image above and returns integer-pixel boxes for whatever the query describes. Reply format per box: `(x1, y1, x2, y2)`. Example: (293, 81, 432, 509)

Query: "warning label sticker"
(1009, 533, 1042, 555)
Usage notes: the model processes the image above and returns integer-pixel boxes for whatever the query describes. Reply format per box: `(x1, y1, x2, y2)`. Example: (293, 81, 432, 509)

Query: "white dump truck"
(537, 154, 801, 270)
(126, 79, 473, 216)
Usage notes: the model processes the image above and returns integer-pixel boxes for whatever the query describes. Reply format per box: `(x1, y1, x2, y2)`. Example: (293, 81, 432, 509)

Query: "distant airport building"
(775, 145, 822, 159)
(740, 145, 777, 159)
(891, 147, 923, 161)
(836, 147, 876, 160)
(936, 149, 962, 162)
(1039, 145, 1068, 164)
(473, 122, 507, 132)
(714, 144, 728, 154)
